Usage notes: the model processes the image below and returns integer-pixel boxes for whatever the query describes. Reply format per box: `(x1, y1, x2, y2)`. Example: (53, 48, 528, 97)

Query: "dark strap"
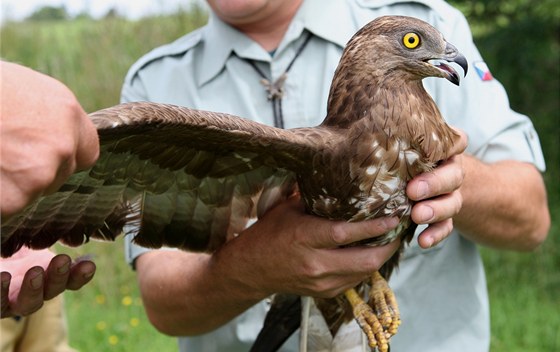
(249, 294, 301, 352)
(244, 32, 312, 129)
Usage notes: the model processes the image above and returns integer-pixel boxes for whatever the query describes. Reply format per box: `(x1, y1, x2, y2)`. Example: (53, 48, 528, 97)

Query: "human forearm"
(136, 249, 264, 336)
(454, 155, 550, 251)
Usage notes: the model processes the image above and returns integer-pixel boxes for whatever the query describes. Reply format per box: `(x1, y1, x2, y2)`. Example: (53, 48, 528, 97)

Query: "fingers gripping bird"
(1, 16, 467, 351)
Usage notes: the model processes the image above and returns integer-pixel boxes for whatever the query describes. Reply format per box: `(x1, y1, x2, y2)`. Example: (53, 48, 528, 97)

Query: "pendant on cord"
(260, 73, 288, 101)
(243, 32, 313, 129)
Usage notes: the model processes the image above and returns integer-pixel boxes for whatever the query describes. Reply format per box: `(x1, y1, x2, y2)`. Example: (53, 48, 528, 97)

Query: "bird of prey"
(1, 16, 466, 352)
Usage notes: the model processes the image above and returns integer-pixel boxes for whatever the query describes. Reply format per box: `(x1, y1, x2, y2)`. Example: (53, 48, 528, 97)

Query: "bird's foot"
(368, 271, 401, 337)
(344, 287, 390, 352)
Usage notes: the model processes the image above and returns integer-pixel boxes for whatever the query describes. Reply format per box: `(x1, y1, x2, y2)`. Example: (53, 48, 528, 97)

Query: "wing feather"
(1, 102, 330, 257)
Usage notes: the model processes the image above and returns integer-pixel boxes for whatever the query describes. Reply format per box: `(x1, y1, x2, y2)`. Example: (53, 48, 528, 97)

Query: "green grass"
(481, 225, 560, 351)
(55, 239, 177, 351)
(1, 8, 558, 352)
(0, 9, 208, 112)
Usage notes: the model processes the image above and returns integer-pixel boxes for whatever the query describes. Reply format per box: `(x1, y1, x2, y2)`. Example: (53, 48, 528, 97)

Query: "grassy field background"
(1, 5, 558, 352)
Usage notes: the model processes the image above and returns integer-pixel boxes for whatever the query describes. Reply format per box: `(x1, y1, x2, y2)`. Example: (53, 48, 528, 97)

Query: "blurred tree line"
(26, 5, 69, 21)
(449, 0, 559, 202)
(24, 5, 122, 22)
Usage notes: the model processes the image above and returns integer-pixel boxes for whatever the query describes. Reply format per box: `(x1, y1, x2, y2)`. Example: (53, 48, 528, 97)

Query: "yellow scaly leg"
(368, 271, 401, 336)
(344, 286, 389, 352)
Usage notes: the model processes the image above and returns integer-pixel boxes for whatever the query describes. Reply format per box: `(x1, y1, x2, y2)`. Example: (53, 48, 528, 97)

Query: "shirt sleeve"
(424, 8, 546, 171)
(124, 235, 156, 269)
(120, 69, 149, 104)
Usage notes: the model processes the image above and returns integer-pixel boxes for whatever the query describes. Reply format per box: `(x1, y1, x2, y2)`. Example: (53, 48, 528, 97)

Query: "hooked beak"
(438, 42, 468, 86)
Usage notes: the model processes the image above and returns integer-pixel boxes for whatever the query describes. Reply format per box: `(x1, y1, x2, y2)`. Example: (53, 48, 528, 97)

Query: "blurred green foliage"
(450, 1, 560, 350)
(450, 0, 559, 197)
(26, 5, 69, 21)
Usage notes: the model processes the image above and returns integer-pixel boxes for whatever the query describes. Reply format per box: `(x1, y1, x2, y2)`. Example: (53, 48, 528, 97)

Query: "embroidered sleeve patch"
(474, 61, 493, 81)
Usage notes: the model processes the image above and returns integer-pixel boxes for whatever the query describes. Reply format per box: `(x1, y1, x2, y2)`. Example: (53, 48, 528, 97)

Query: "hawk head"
(339, 15, 468, 86)
(324, 15, 469, 129)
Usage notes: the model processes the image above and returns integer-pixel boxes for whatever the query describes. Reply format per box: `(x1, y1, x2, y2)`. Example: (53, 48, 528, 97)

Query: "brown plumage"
(1, 16, 467, 351)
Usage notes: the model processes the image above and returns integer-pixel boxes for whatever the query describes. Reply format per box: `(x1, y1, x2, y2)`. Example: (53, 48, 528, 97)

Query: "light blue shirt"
(122, 0, 545, 351)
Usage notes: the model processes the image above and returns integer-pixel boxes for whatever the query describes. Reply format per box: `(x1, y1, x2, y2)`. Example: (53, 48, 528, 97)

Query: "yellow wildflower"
(121, 296, 133, 306)
(96, 321, 107, 331)
(130, 317, 140, 327)
(108, 335, 119, 345)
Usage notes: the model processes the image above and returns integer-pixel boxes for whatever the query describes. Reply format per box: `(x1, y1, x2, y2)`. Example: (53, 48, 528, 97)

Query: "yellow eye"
(403, 33, 421, 49)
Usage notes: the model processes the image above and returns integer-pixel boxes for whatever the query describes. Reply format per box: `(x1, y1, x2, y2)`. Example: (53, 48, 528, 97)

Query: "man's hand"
(221, 196, 403, 299)
(0, 247, 96, 318)
(407, 129, 468, 248)
(0, 61, 99, 220)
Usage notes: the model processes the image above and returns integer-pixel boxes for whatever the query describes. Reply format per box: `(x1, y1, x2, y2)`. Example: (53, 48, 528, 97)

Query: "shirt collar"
(197, 0, 357, 87)
(290, 0, 356, 49)
(196, 13, 266, 86)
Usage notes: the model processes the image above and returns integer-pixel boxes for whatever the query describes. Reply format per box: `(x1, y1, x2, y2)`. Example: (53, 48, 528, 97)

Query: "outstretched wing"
(1, 102, 326, 257)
